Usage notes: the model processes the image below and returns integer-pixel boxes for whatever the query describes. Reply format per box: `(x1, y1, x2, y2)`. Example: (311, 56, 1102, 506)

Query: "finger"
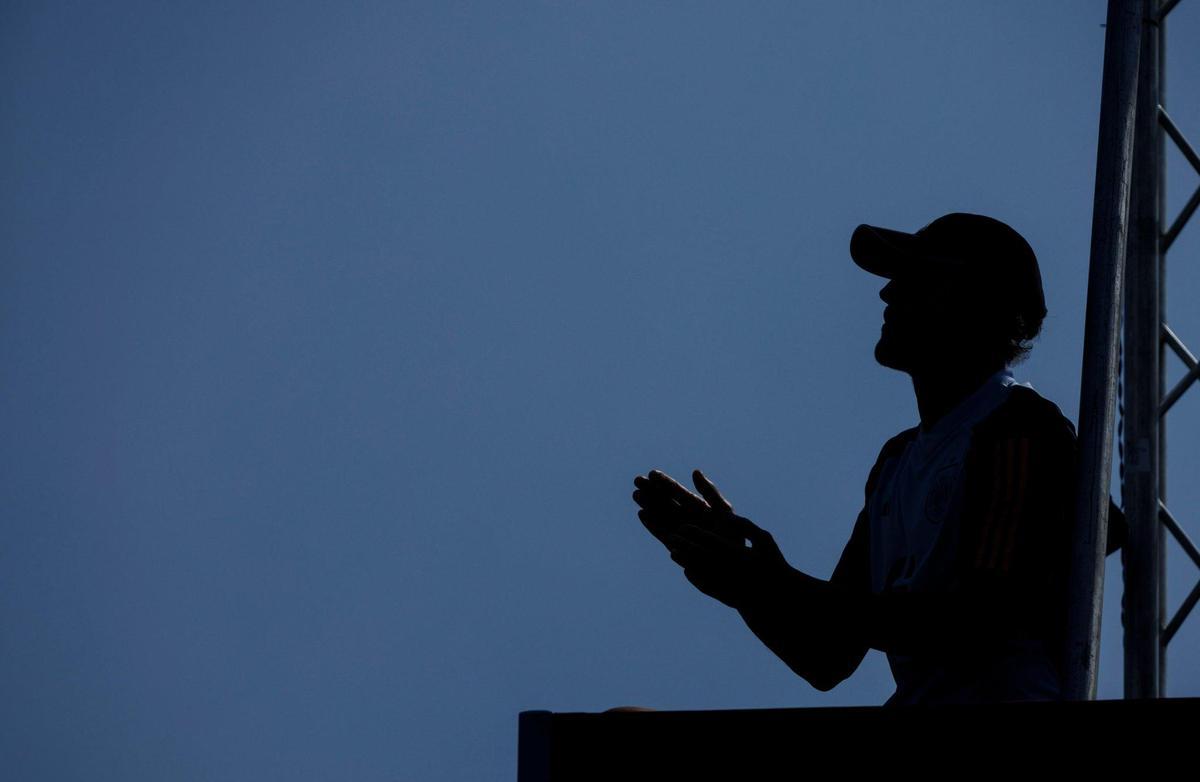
(676, 523, 742, 555)
(667, 531, 714, 570)
(634, 472, 691, 508)
(668, 527, 740, 575)
(648, 470, 711, 513)
(638, 508, 681, 545)
(632, 487, 684, 516)
(693, 470, 734, 514)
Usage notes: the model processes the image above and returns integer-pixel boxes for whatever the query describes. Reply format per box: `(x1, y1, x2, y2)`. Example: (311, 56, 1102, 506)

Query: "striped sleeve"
(969, 431, 1040, 575)
(953, 417, 1077, 641)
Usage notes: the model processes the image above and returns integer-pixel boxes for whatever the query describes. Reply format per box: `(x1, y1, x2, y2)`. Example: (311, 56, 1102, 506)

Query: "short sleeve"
(831, 429, 915, 594)
(960, 423, 1074, 573)
(829, 504, 872, 613)
(789, 430, 916, 684)
(952, 411, 1078, 646)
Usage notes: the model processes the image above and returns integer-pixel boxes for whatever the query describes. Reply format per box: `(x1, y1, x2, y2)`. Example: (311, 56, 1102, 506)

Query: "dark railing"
(518, 697, 1199, 779)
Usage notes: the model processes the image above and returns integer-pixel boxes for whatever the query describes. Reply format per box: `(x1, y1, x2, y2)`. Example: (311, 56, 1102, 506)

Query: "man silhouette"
(631, 213, 1126, 705)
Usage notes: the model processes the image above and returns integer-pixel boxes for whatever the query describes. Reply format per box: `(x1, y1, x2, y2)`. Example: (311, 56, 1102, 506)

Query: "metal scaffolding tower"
(1123, 0, 1199, 699)
(1068, 0, 1198, 699)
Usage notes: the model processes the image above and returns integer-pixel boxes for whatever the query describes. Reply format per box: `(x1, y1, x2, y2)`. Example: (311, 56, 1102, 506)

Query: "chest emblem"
(924, 463, 960, 524)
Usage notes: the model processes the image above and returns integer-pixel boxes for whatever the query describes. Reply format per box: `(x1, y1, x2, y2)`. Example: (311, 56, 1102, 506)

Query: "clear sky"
(3, 2, 1199, 779)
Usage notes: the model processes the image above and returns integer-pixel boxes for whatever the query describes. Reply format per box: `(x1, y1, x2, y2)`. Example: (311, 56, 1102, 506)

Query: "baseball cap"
(849, 212, 1047, 340)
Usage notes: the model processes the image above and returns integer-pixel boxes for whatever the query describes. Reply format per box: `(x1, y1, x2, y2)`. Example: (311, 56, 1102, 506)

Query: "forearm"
(735, 567, 869, 691)
(736, 568, 1039, 685)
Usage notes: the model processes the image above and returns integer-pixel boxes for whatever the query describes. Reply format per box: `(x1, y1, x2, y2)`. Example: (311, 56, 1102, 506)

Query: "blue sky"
(2, 2, 1198, 779)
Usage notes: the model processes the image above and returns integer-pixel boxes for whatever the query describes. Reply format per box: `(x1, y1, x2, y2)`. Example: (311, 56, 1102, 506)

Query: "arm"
(632, 468, 875, 690)
(735, 418, 1076, 685)
(733, 433, 912, 691)
(734, 509, 873, 691)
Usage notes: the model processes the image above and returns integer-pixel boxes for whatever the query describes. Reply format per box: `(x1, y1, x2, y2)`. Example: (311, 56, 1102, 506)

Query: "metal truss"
(1123, 0, 1198, 698)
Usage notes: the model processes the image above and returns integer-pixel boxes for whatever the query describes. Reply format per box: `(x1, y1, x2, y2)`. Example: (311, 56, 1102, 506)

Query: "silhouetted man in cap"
(632, 213, 1126, 705)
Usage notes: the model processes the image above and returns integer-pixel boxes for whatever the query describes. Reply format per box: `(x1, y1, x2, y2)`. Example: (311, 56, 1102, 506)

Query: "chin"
(874, 338, 912, 372)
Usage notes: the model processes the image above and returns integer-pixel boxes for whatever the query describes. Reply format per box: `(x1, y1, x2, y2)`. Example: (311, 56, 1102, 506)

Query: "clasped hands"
(632, 468, 796, 611)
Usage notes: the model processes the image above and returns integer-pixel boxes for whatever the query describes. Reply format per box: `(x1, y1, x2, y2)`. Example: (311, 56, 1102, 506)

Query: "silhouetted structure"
(518, 697, 1200, 779)
(1119, 0, 1199, 700)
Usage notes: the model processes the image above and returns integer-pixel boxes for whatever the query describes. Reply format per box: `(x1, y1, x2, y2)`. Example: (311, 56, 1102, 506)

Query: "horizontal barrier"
(518, 696, 1198, 779)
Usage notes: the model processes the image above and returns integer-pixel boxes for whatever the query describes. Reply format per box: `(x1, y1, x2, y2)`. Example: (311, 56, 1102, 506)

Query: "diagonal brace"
(1161, 358, 1200, 416)
(1160, 500, 1200, 569)
(1159, 501, 1200, 646)
(1163, 323, 1198, 369)
(1162, 182, 1200, 253)
(1159, 107, 1200, 176)
(1163, 577, 1200, 646)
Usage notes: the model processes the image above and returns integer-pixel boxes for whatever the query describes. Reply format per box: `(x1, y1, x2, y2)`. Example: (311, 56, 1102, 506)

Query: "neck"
(910, 360, 1005, 432)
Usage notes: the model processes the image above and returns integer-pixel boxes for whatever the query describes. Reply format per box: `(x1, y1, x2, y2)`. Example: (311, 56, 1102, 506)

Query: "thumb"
(729, 512, 765, 541)
(728, 513, 780, 554)
(693, 470, 734, 514)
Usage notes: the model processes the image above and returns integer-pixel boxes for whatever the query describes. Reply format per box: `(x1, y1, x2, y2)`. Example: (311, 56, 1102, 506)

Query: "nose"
(879, 280, 897, 304)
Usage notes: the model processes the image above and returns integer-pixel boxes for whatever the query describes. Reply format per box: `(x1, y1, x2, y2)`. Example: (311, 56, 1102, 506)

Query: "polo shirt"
(831, 368, 1083, 705)
(868, 369, 1027, 599)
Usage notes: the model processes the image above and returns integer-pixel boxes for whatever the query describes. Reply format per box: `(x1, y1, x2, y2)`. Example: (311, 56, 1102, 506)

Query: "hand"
(632, 468, 724, 550)
(633, 469, 793, 610)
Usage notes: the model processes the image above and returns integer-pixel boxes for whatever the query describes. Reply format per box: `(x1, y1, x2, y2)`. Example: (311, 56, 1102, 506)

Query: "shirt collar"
(911, 368, 1020, 460)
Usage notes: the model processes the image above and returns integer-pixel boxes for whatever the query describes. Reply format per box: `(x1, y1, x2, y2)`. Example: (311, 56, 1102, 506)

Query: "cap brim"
(850, 224, 924, 278)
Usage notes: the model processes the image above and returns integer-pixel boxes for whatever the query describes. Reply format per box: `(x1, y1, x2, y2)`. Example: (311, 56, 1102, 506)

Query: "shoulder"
(975, 386, 1126, 554)
(962, 386, 1078, 504)
(972, 385, 1077, 451)
(879, 424, 920, 461)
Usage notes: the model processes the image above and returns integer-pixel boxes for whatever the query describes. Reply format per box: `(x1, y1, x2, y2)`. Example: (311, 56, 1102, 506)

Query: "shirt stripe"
(998, 435, 1033, 572)
(973, 434, 1032, 573)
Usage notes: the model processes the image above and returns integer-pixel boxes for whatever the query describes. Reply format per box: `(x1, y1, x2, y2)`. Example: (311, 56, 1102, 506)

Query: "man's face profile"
(874, 270, 982, 374)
